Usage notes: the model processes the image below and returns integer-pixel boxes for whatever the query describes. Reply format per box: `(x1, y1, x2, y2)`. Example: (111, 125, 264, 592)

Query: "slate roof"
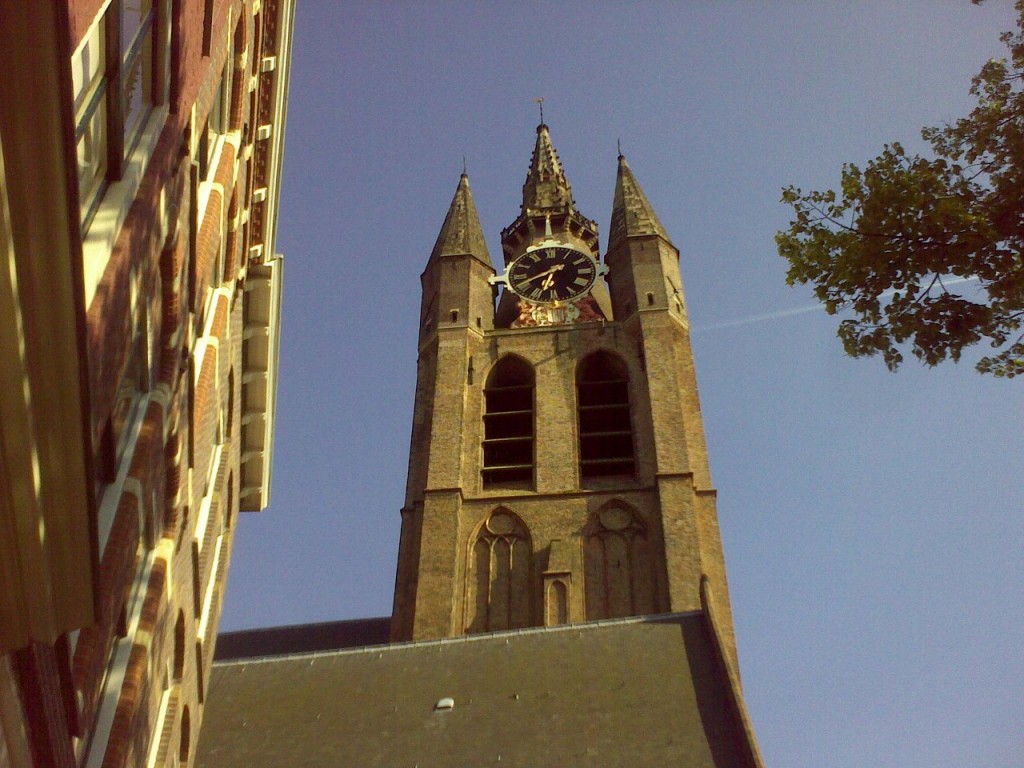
(196, 612, 762, 768)
(430, 173, 492, 267)
(608, 153, 672, 249)
(214, 616, 390, 661)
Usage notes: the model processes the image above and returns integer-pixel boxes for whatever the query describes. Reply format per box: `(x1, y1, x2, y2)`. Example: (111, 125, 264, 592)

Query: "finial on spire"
(617, 138, 623, 159)
(462, 155, 467, 176)
(534, 96, 545, 125)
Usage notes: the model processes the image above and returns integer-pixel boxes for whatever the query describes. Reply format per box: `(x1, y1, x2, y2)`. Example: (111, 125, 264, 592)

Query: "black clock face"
(508, 246, 598, 303)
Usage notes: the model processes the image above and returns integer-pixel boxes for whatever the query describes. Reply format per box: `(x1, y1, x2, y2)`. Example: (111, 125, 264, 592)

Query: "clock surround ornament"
(491, 237, 608, 328)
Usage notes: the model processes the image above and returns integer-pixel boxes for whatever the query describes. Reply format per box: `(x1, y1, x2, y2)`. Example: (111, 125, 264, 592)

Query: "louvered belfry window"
(482, 356, 534, 488)
(577, 352, 636, 480)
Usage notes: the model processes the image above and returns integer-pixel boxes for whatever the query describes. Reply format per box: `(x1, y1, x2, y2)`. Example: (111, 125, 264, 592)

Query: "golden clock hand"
(525, 263, 565, 284)
(525, 268, 554, 284)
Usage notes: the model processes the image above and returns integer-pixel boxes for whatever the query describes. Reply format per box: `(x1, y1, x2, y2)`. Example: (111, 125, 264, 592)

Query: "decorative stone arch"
(583, 500, 656, 620)
(464, 508, 533, 634)
(483, 351, 535, 382)
(481, 355, 535, 489)
(576, 350, 636, 481)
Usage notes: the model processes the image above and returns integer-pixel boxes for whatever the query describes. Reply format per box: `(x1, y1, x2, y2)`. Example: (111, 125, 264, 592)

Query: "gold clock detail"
(506, 245, 599, 304)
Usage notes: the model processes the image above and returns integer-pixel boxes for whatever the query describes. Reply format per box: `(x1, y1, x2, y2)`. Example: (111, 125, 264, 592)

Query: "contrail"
(695, 303, 823, 332)
(694, 276, 980, 334)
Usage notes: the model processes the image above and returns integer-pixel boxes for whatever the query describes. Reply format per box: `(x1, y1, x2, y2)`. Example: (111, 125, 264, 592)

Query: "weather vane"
(534, 96, 545, 124)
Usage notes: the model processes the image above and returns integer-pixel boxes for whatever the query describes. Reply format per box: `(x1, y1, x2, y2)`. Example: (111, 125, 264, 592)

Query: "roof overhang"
(239, 256, 283, 511)
(238, 0, 295, 512)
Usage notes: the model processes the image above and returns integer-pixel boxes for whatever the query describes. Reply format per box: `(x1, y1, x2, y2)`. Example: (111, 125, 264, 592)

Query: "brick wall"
(61, 0, 285, 764)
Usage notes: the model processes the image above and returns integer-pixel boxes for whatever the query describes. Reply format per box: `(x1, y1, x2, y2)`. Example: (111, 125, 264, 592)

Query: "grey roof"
(430, 173, 492, 267)
(214, 617, 390, 661)
(608, 154, 672, 249)
(197, 613, 760, 768)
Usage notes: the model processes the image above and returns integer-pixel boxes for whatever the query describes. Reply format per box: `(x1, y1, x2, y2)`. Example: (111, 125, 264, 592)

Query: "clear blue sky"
(221, 4, 1023, 767)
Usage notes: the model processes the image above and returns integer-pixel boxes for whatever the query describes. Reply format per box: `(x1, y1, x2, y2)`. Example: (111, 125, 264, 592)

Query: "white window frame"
(72, 0, 173, 310)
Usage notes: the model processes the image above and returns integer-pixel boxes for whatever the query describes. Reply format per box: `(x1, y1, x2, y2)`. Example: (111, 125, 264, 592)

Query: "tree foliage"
(777, 2, 1024, 377)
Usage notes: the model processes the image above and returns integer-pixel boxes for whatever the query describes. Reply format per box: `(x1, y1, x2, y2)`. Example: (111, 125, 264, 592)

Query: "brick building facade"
(0, 1, 293, 765)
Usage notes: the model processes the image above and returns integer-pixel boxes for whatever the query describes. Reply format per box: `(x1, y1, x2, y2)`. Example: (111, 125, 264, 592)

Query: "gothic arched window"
(576, 351, 635, 480)
(465, 509, 533, 633)
(584, 502, 656, 620)
(482, 355, 534, 488)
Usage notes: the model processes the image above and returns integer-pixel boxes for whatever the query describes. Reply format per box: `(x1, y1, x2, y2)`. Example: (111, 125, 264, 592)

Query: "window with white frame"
(122, 0, 157, 155)
(198, 54, 233, 182)
(72, 20, 108, 223)
(71, 0, 169, 228)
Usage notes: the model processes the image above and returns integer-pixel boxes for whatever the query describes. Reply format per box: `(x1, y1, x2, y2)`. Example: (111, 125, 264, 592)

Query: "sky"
(220, 4, 1023, 768)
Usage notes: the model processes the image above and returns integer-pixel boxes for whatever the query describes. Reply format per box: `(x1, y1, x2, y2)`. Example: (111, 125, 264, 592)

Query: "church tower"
(392, 124, 738, 666)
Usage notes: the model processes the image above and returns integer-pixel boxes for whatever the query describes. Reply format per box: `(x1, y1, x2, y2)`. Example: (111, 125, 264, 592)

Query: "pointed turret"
(418, 172, 495, 346)
(608, 153, 672, 250)
(521, 123, 575, 214)
(430, 173, 492, 267)
(604, 153, 685, 323)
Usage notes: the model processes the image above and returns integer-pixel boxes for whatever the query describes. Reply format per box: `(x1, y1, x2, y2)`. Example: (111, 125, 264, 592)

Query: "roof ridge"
(211, 610, 704, 666)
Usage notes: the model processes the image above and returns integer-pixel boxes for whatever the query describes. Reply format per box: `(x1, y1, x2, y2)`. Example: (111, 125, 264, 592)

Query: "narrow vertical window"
(208, 60, 230, 140)
(198, 60, 230, 182)
(180, 705, 191, 761)
(482, 356, 534, 488)
(577, 351, 635, 480)
(546, 580, 568, 626)
(72, 19, 109, 222)
(173, 611, 185, 680)
(122, 0, 156, 156)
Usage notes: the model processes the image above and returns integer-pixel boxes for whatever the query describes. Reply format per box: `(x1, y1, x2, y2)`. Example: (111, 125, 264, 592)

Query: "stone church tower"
(198, 124, 764, 766)
(391, 123, 738, 664)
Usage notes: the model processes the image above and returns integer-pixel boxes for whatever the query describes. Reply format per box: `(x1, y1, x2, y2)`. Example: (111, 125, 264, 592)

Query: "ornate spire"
(521, 123, 574, 214)
(501, 122, 599, 263)
(430, 173, 492, 267)
(608, 154, 672, 250)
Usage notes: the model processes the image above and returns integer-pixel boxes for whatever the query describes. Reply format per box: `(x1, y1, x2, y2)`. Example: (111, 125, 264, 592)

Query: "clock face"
(507, 246, 598, 304)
